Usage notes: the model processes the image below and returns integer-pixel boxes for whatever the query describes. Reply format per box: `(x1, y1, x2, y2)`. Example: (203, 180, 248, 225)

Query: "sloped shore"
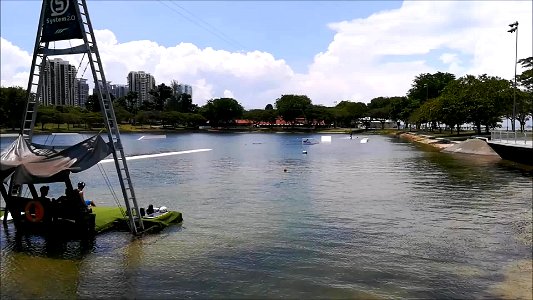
(398, 132, 500, 157)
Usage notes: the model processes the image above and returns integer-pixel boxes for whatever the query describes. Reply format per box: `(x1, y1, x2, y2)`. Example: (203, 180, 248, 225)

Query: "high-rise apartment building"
(173, 84, 193, 97)
(127, 71, 155, 107)
(75, 78, 89, 107)
(110, 84, 129, 99)
(93, 80, 112, 97)
(41, 58, 77, 106)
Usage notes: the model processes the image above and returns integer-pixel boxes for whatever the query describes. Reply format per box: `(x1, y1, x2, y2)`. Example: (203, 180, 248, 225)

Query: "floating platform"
(1, 206, 183, 236)
(93, 206, 183, 234)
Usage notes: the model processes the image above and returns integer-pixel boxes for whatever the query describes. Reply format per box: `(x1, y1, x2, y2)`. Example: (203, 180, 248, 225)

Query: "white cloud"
(222, 90, 234, 99)
(0, 38, 32, 88)
(439, 53, 459, 65)
(1, 1, 531, 109)
(297, 0, 532, 105)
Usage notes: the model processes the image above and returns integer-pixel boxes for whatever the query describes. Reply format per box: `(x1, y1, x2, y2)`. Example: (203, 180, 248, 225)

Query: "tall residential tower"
(41, 58, 77, 106)
(127, 71, 155, 108)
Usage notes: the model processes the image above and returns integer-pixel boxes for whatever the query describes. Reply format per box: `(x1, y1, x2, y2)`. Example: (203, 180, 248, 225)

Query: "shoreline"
(0, 127, 373, 136)
(395, 132, 458, 150)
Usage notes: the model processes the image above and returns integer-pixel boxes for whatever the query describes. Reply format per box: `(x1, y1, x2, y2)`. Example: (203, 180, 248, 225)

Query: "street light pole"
(508, 21, 518, 132)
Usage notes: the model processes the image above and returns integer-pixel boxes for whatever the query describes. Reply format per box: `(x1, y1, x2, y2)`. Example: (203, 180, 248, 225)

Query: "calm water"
(1, 133, 531, 299)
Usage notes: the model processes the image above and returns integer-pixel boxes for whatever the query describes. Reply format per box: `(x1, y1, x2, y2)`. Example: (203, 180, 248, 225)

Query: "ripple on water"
(1, 133, 531, 299)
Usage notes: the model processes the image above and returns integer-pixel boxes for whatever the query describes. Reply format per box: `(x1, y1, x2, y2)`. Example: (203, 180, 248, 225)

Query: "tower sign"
(42, 0, 83, 42)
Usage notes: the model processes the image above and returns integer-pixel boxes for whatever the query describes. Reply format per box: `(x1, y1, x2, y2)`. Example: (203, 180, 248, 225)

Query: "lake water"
(1, 132, 531, 299)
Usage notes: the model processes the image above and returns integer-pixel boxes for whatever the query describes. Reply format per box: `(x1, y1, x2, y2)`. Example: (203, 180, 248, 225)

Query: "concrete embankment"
(398, 133, 500, 157)
(441, 138, 500, 156)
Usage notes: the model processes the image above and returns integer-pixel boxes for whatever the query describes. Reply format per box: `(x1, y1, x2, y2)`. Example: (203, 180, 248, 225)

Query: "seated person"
(38, 185, 52, 222)
(146, 204, 154, 215)
(39, 185, 51, 204)
(85, 199, 96, 207)
(75, 182, 96, 208)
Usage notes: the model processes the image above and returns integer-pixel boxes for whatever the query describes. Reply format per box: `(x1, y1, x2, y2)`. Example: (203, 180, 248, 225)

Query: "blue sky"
(1, 1, 531, 109)
(1, 1, 401, 73)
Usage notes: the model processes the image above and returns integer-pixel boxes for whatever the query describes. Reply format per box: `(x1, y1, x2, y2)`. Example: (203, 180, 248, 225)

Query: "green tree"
(200, 98, 244, 127)
(306, 105, 334, 127)
(436, 77, 471, 134)
(60, 112, 80, 130)
(515, 57, 533, 131)
(0, 86, 27, 130)
(410, 98, 442, 131)
(367, 97, 393, 129)
(406, 72, 456, 129)
(515, 89, 532, 132)
(82, 112, 103, 129)
(36, 105, 57, 130)
(149, 83, 173, 111)
(182, 113, 206, 128)
(334, 101, 367, 128)
(517, 57, 532, 92)
(275, 94, 312, 125)
(461, 74, 511, 134)
(125, 91, 139, 114)
(407, 72, 456, 105)
(176, 93, 197, 113)
(85, 94, 101, 112)
(243, 108, 277, 125)
(243, 109, 266, 125)
(388, 96, 409, 129)
(114, 106, 134, 124)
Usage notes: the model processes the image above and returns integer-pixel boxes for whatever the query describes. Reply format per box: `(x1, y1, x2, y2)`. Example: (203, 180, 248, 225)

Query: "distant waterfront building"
(75, 78, 89, 107)
(127, 71, 156, 107)
(41, 58, 77, 106)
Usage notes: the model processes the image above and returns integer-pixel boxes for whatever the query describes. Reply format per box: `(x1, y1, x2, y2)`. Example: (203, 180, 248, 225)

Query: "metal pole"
(508, 22, 519, 132)
(512, 25, 518, 132)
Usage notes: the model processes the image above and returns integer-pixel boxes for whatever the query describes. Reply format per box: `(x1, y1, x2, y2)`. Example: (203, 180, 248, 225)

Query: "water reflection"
(1, 133, 531, 299)
(0, 229, 96, 299)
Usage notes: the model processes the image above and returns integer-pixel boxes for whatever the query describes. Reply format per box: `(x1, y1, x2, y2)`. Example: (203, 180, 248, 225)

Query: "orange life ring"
(24, 200, 45, 223)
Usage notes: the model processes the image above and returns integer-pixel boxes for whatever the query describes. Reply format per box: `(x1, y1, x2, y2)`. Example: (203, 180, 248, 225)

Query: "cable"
(158, 0, 247, 50)
(168, 1, 247, 50)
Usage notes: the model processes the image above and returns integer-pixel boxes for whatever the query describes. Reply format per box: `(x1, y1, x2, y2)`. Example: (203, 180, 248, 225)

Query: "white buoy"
(302, 150, 307, 154)
(321, 136, 332, 143)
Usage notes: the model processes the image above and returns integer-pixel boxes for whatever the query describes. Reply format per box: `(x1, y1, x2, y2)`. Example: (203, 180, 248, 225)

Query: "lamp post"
(508, 21, 518, 132)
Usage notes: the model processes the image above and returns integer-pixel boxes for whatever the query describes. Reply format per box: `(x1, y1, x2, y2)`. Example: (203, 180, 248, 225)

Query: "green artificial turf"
(92, 206, 182, 233)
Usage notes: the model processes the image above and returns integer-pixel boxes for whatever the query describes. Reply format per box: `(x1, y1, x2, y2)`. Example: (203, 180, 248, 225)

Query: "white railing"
(490, 130, 531, 145)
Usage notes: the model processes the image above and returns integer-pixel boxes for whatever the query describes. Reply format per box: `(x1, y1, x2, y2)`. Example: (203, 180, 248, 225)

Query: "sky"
(1, 1, 532, 110)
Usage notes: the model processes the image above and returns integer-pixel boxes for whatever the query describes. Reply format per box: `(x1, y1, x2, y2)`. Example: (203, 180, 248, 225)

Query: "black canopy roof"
(1, 134, 112, 184)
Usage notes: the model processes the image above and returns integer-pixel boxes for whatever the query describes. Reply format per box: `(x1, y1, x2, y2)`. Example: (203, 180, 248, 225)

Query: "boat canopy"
(1, 134, 112, 184)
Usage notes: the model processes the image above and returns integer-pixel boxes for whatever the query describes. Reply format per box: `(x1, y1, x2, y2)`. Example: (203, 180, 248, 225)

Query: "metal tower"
(21, 0, 144, 234)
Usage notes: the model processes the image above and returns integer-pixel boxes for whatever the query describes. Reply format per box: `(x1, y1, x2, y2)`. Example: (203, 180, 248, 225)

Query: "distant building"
(173, 83, 193, 97)
(41, 58, 77, 106)
(75, 78, 89, 107)
(93, 80, 112, 97)
(110, 84, 129, 98)
(127, 71, 156, 107)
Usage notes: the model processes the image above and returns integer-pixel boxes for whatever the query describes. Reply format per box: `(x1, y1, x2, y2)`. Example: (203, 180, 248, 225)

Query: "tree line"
(1, 57, 531, 134)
